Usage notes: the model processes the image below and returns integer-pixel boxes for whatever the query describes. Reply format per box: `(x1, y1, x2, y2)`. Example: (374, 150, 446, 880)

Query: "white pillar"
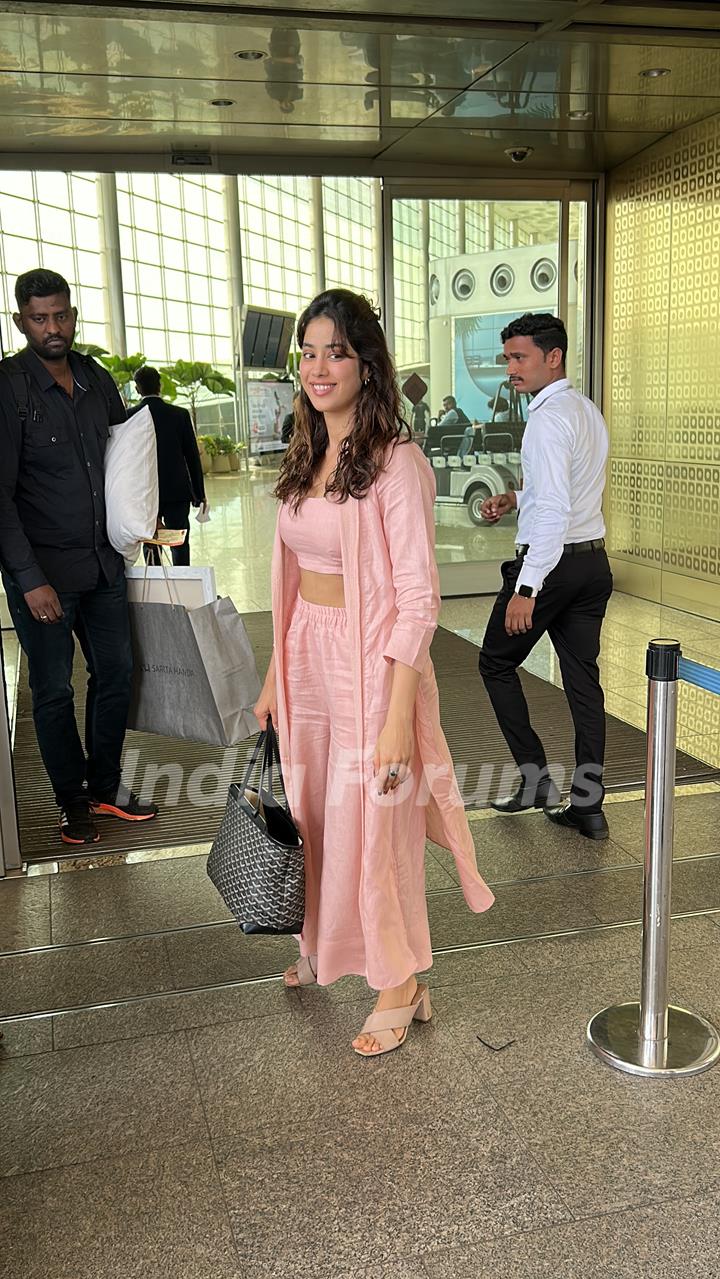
(224, 175, 247, 452)
(98, 174, 127, 357)
(373, 178, 384, 310)
(310, 177, 326, 295)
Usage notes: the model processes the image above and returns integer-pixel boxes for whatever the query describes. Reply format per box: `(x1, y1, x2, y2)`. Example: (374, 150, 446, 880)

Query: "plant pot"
(197, 441, 212, 475)
(212, 455, 232, 473)
(229, 452, 240, 472)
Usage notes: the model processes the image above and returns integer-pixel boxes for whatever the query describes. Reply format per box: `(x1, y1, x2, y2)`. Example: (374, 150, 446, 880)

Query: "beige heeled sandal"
(284, 955, 317, 987)
(353, 983, 432, 1057)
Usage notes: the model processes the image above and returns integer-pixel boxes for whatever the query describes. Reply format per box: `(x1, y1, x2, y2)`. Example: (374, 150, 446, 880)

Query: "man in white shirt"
(478, 312, 612, 839)
(438, 395, 463, 426)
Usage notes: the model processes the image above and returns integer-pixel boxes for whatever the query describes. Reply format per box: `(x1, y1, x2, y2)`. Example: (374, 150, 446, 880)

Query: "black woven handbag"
(207, 719, 305, 935)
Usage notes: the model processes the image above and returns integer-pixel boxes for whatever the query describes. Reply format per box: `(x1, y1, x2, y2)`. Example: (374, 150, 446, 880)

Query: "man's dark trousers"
(144, 500, 191, 567)
(478, 548, 613, 812)
(4, 570, 133, 805)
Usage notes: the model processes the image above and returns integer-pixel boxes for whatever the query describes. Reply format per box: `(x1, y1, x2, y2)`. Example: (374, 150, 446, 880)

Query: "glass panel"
(391, 195, 588, 571)
(569, 201, 588, 391)
(38, 205, 72, 245)
(0, 195, 36, 237)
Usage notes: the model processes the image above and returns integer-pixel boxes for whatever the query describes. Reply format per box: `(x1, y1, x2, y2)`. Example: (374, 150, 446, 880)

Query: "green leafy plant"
(99, 353, 177, 404)
(73, 341, 109, 359)
(214, 434, 237, 456)
(160, 360, 235, 429)
(197, 433, 220, 458)
(99, 352, 147, 395)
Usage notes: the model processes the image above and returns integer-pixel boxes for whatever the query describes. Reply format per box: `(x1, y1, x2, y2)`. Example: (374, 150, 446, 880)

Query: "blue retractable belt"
(678, 657, 720, 697)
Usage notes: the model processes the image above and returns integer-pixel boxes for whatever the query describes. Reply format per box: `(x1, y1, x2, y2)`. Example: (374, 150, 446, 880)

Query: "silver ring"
(40, 614, 49, 621)
(388, 767, 399, 778)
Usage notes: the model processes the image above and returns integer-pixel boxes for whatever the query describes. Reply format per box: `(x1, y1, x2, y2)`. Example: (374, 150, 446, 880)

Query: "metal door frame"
(381, 177, 601, 597)
(0, 631, 22, 875)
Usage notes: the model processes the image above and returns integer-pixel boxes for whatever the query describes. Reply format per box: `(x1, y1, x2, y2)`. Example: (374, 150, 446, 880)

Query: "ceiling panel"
(0, 74, 386, 130)
(412, 90, 720, 135)
(0, 15, 523, 90)
(87, 0, 577, 19)
(0, 1, 719, 171)
(473, 39, 720, 98)
(579, 3, 720, 33)
(378, 123, 667, 170)
(15, 116, 383, 156)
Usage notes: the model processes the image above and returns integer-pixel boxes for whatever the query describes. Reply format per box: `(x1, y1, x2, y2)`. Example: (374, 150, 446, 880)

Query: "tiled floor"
(3, 914, 720, 1277)
(3, 468, 720, 1276)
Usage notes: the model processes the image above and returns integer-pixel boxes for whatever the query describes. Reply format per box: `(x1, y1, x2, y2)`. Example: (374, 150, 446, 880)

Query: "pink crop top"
(278, 497, 343, 574)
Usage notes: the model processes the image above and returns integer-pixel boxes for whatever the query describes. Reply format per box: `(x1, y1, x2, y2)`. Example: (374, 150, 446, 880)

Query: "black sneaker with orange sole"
(60, 800, 100, 846)
(90, 789, 159, 822)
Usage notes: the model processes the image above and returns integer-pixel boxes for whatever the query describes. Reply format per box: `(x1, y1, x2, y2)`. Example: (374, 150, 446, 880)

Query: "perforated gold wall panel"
(605, 115, 720, 761)
(605, 113, 720, 605)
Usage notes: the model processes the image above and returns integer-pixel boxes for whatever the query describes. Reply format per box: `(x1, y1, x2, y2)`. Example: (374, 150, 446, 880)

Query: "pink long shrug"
(272, 440, 494, 983)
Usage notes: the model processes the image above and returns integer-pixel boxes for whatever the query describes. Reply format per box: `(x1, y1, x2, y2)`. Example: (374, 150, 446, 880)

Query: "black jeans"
(4, 570, 133, 806)
(144, 501, 191, 568)
(478, 549, 613, 812)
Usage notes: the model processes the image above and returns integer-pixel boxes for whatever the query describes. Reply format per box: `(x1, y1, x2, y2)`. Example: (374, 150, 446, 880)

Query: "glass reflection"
(394, 197, 587, 567)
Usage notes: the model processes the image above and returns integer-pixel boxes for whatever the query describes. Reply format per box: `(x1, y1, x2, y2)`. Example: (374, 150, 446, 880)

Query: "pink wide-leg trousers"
(284, 596, 432, 989)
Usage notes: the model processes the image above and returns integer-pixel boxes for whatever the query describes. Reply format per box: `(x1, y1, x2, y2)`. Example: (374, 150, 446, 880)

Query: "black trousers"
(4, 570, 133, 806)
(478, 548, 613, 812)
(144, 500, 191, 567)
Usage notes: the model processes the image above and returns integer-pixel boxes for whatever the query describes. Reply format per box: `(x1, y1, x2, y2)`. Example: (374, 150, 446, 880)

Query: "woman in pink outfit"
(254, 289, 493, 1057)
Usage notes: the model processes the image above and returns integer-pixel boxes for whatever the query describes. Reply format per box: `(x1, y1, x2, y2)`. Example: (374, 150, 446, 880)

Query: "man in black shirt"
(129, 366, 205, 566)
(0, 268, 158, 846)
(410, 399, 430, 436)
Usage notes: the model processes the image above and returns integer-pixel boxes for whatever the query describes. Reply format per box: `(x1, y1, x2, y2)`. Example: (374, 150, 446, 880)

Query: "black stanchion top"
(646, 639, 681, 682)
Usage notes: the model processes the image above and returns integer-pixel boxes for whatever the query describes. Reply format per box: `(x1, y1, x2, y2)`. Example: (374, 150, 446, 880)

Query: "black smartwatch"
(517, 584, 536, 599)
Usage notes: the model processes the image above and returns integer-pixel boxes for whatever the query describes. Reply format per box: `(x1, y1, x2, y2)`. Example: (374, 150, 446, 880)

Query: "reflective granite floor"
(5, 467, 719, 771)
(2, 469, 720, 1276)
(2, 783, 720, 1278)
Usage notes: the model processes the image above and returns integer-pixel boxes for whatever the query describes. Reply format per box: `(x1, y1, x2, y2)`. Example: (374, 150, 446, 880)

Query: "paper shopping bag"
(128, 597, 261, 746)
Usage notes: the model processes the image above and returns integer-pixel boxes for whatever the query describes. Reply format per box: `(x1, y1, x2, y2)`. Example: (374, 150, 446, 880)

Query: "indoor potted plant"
(211, 434, 235, 473)
(196, 434, 217, 475)
(160, 360, 235, 431)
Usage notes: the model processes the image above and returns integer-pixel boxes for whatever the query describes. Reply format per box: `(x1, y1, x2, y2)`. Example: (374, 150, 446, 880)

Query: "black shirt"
(0, 347, 126, 594)
(128, 396, 205, 506)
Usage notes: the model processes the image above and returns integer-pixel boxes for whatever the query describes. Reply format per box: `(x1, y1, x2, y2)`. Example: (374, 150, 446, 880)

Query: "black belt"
(515, 538, 605, 557)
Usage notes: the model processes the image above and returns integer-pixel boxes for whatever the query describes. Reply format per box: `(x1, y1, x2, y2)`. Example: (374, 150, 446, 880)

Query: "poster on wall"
(246, 380, 295, 455)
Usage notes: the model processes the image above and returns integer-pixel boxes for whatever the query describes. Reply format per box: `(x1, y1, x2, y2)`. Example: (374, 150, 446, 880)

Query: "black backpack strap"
(9, 372, 31, 424)
(0, 356, 33, 428)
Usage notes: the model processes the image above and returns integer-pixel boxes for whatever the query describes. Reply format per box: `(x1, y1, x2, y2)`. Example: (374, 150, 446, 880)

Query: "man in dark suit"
(129, 366, 205, 566)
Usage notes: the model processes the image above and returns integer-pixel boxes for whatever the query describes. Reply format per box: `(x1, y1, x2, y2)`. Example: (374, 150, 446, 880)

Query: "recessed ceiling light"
(568, 109, 592, 121)
(210, 98, 235, 107)
(234, 49, 267, 61)
(640, 67, 671, 79)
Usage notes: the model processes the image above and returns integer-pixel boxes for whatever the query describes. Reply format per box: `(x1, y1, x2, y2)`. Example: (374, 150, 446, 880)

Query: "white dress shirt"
(515, 378, 608, 594)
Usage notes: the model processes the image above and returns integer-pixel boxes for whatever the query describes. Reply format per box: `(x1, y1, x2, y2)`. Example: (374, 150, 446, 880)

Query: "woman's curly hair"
(274, 288, 410, 511)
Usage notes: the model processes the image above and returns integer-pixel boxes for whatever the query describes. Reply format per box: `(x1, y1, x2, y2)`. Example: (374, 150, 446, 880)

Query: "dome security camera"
(504, 145, 534, 163)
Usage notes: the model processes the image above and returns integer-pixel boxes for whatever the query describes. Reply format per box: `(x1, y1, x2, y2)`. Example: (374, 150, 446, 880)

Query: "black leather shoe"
(491, 779, 561, 813)
(544, 804, 609, 841)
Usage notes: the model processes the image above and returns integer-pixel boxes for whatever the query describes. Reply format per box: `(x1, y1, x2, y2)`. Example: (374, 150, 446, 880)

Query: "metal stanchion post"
(587, 639, 720, 1077)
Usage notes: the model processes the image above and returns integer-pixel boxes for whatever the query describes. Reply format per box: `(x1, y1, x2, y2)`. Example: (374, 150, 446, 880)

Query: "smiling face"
(13, 291, 77, 363)
(502, 334, 564, 395)
(299, 315, 365, 421)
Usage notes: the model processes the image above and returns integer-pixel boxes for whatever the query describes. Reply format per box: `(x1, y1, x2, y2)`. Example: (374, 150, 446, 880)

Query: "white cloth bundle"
(104, 405, 159, 564)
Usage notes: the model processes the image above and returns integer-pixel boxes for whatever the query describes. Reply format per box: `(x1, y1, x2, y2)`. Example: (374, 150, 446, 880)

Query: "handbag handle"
(241, 716, 290, 812)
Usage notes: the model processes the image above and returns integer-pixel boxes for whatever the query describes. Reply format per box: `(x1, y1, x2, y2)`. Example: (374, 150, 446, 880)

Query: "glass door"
(384, 181, 595, 595)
